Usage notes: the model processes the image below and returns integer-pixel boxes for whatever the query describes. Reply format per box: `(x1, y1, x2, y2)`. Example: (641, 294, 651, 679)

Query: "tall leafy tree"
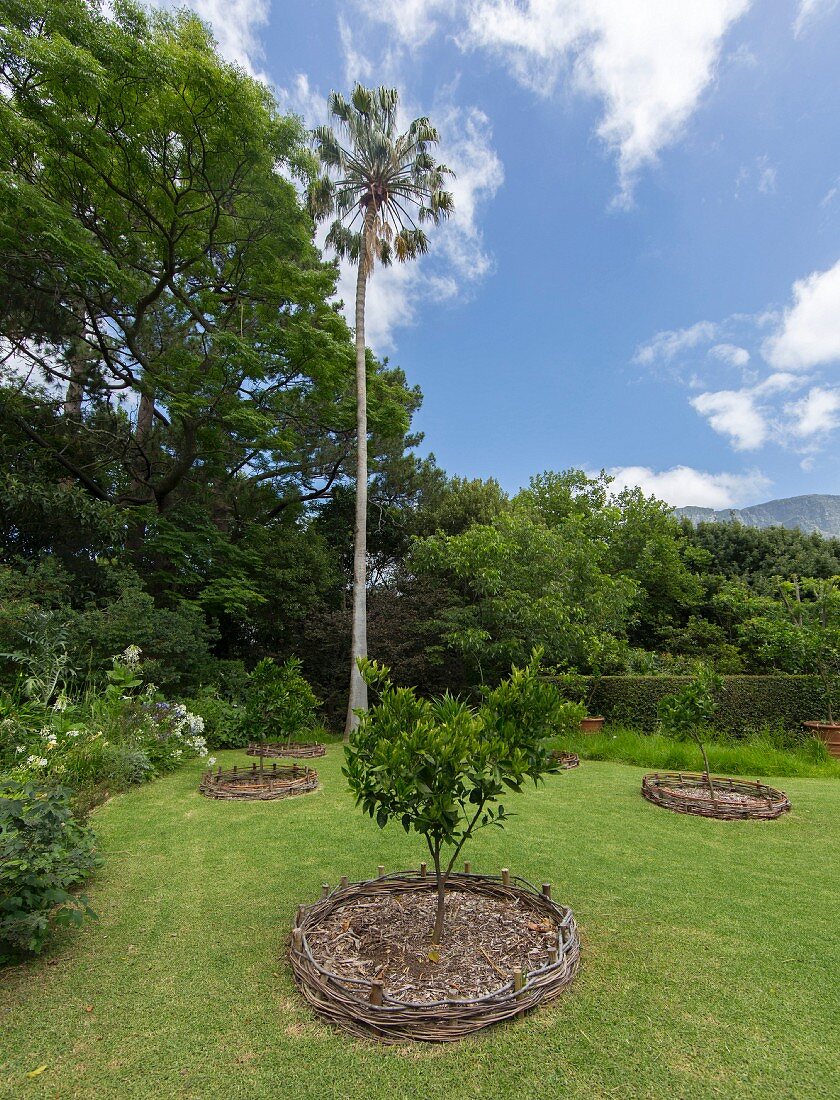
(0, 2, 413, 533)
(310, 84, 454, 736)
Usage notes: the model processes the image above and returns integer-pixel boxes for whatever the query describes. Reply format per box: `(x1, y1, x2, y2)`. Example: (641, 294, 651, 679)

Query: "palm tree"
(310, 85, 454, 738)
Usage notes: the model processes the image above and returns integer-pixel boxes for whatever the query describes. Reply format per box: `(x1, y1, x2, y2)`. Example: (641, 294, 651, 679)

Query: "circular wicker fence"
(550, 750, 580, 769)
(247, 741, 326, 759)
(199, 761, 318, 801)
(641, 771, 790, 820)
(289, 868, 580, 1043)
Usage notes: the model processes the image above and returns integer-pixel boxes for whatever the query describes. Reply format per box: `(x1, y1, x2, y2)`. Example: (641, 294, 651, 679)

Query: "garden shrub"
(554, 674, 826, 735)
(0, 778, 100, 959)
(182, 692, 247, 749)
(245, 657, 320, 745)
(71, 587, 218, 694)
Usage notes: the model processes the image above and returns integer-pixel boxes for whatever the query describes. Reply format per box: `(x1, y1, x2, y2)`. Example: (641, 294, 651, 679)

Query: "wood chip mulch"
(304, 891, 561, 1004)
(658, 784, 770, 809)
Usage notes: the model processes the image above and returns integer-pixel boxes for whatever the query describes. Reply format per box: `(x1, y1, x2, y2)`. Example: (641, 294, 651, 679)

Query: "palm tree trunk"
(63, 303, 87, 419)
(344, 205, 376, 739)
(125, 389, 155, 555)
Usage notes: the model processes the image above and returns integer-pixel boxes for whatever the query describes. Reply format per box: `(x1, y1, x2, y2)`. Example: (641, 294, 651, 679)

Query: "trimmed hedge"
(557, 675, 827, 736)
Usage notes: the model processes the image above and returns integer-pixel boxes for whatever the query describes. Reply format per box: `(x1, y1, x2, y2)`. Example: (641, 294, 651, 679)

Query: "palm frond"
(311, 83, 455, 272)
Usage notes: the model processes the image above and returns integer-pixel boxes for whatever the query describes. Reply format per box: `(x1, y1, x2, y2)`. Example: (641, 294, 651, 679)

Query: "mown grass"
(1, 749, 838, 1099)
(559, 725, 840, 779)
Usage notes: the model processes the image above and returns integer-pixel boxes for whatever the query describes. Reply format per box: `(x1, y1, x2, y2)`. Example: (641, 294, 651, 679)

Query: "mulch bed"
(247, 741, 326, 759)
(289, 869, 580, 1042)
(198, 762, 318, 801)
(550, 750, 580, 769)
(641, 771, 791, 820)
(305, 889, 559, 1004)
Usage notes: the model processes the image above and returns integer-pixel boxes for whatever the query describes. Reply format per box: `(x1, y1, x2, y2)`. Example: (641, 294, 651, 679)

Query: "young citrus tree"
(344, 652, 578, 946)
(309, 85, 454, 738)
(245, 658, 320, 767)
(657, 662, 723, 798)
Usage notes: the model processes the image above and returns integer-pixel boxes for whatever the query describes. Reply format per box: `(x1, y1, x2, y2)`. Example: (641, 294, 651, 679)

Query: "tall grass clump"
(560, 726, 840, 779)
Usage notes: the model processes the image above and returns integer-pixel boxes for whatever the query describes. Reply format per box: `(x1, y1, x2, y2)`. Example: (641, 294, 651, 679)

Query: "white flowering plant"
(0, 646, 206, 788)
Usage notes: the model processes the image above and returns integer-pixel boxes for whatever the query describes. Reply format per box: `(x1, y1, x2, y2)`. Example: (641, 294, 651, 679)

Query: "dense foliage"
(245, 657, 321, 747)
(0, 0, 418, 703)
(0, 646, 209, 799)
(0, 777, 100, 958)
(1, 1, 838, 742)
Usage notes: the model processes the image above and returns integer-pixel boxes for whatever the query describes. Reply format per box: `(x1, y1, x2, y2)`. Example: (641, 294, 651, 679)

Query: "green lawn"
(2, 750, 838, 1099)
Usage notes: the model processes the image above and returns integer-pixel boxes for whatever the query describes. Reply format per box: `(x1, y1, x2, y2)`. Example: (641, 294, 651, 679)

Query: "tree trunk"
(431, 843, 446, 946)
(344, 205, 376, 740)
(696, 733, 716, 800)
(125, 389, 155, 554)
(63, 304, 87, 418)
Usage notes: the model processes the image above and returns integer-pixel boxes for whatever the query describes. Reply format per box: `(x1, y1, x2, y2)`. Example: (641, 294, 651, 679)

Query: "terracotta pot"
(803, 720, 840, 758)
(579, 715, 605, 734)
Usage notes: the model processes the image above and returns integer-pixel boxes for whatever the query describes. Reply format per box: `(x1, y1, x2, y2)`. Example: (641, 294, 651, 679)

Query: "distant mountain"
(675, 494, 840, 539)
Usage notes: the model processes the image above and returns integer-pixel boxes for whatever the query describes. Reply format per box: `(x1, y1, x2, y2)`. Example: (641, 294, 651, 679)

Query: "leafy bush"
(181, 692, 247, 749)
(245, 657, 320, 746)
(70, 587, 218, 695)
(775, 577, 840, 723)
(344, 653, 573, 946)
(0, 778, 100, 958)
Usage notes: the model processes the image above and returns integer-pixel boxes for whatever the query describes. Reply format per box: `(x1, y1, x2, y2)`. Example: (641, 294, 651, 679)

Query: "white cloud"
(349, 0, 751, 203)
(459, 0, 752, 204)
(754, 371, 804, 394)
(637, 260, 840, 460)
(793, 0, 839, 37)
(338, 16, 374, 83)
(352, 0, 451, 48)
(690, 388, 769, 450)
(277, 73, 327, 127)
(607, 464, 770, 508)
(735, 155, 777, 199)
(820, 179, 839, 207)
(710, 343, 750, 367)
(757, 155, 777, 195)
(154, 0, 269, 78)
(763, 259, 840, 370)
(633, 320, 718, 366)
(341, 262, 418, 352)
(433, 105, 504, 282)
(785, 386, 840, 438)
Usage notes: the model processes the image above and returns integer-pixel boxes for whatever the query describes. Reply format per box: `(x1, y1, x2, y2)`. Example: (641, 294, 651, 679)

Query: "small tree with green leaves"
(245, 658, 320, 768)
(344, 653, 576, 946)
(657, 663, 723, 798)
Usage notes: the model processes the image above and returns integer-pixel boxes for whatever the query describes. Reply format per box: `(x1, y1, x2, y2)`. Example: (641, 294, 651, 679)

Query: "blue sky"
(171, 0, 840, 509)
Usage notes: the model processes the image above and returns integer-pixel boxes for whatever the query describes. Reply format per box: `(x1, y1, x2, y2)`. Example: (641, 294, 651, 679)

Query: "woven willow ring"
(289, 868, 581, 1042)
(198, 762, 318, 800)
(246, 741, 326, 759)
(550, 750, 580, 769)
(641, 771, 791, 820)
